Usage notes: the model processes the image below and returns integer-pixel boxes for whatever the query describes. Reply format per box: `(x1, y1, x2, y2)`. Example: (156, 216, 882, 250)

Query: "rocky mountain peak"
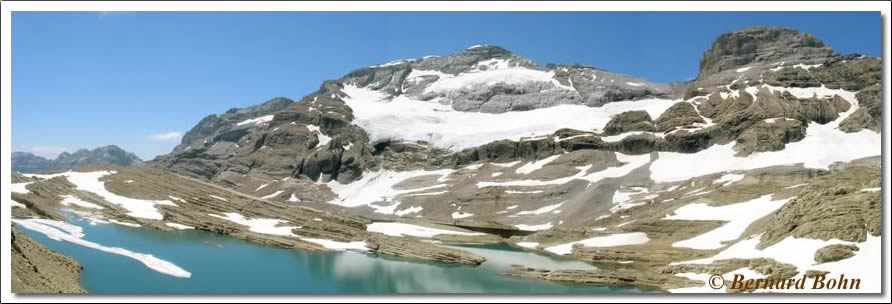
(12, 145, 143, 173)
(696, 26, 836, 80)
(174, 97, 295, 152)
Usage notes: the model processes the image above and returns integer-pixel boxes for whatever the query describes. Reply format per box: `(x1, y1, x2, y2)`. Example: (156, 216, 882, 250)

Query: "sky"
(11, 11, 881, 160)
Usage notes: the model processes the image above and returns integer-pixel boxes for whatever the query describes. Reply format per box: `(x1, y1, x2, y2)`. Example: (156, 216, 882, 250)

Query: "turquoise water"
(18, 217, 650, 293)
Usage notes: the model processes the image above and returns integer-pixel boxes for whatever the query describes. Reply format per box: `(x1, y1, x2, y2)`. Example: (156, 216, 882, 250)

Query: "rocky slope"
(12, 145, 142, 174)
(11, 227, 85, 293)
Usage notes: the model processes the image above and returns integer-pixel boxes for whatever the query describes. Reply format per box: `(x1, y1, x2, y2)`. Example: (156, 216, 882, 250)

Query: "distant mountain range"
(12, 145, 142, 173)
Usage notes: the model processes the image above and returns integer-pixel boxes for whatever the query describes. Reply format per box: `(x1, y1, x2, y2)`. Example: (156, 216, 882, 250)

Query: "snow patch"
(545, 232, 651, 255)
(515, 202, 564, 216)
(59, 195, 104, 209)
(341, 84, 678, 151)
(165, 222, 193, 230)
(515, 155, 561, 175)
(714, 173, 744, 186)
(236, 115, 274, 127)
(261, 190, 284, 200)
(514, 222, 553, 231)
(25, 171, 175, 220)
(664, 195, 791, 250)
(11, 182, 31, 194)
(394, 206, 423, 216)
(367, 222, 484, 237)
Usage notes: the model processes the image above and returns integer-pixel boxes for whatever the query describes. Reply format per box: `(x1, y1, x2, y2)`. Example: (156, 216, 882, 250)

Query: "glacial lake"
(18, 215, 651, 293)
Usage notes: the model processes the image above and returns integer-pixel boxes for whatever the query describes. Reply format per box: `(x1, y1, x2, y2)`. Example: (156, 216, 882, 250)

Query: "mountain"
(14, 26, 881, 293)
(12, 145, 143, 173)
(152, 26, 879, 204)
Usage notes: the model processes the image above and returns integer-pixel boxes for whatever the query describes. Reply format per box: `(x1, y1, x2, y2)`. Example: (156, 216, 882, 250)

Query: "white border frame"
(2, 1, 889, 303)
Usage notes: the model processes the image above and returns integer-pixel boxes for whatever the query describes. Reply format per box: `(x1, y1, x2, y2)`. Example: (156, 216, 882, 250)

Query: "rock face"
(814, 244, 858, 264)
(604, 111, 655, 135)
(173, 97, 295, 153)
(11, 227, 85, 293)
(505, 264, 702, 290)
(12, 145, 142, 174)
(696, 27, 835, 80)
(758, 162, 882, 248)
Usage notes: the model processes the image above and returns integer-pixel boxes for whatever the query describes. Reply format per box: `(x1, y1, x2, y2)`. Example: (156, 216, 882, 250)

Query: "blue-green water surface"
(19, 217, 651, 294)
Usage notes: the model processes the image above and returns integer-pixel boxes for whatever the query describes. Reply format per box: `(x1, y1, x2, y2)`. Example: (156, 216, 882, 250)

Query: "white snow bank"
(25, 171, 176, 220)
(736, 66, 752, 72)
(236, 115, 274, 127)
(515, 202, 564, 216)
(261, 190, 284, 200)
(515, 155, 561, 175)
(451, 211, 474, 219)
(714, 173, 744, 186)
(165, 222, 194, 230)
(516, 242, 540, 249)
(306, 125, 331, 147)
(394, 206, 423, 216)
(793, 63, 821, 71)
(664, 195, 791, 250)
(323, 168, 453, 214)
(478, 153, 650, 188)
(342, 84, 678, 151)
(11, 182, 31, 194)
(209, 212, 298, 237)
(422, 67, 571, 93)
(366, 222, 484, 237)
(209, 212, 367, 252)
(299, 238, 368, 252)
(108, 219, 142, 227)
(208, 195, 228, 202)
(59, 195, 104, 209)
(514, 222, 553, 231)
(13, 218, 191, 278)
(545, 232, 650, 255)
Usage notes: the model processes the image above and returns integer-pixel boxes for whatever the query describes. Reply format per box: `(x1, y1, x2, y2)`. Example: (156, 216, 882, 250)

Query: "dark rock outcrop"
(814, 244, 859, 264)
(654, 102, 706, 133)
(604, 111, 655, 135)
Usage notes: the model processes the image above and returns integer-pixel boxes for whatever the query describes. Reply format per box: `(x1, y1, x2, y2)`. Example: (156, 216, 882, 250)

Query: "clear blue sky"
(11, 11, 880, 160)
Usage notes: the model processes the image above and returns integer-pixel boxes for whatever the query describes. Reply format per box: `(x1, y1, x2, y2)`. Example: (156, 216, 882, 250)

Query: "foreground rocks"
(11, 227, 85, 293)
(505, 264, 701, 291)
(758, 159, 881, 248)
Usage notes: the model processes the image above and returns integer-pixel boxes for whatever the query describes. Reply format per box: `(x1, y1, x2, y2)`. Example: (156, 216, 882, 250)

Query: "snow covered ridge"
(341, 84, 679, 151)
(23, 171, 177, 220)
